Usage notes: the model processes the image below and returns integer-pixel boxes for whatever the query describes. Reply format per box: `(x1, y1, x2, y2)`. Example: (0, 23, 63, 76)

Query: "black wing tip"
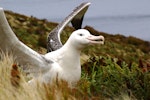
(82, 2, 91, 5)
(71, 2, 91, 30)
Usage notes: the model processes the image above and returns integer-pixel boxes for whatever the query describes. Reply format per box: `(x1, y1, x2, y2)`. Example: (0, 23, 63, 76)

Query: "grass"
(0, 53, 81, 100)
(1, 53, 150, 99)
(0, 10, 150, 99)
(81, 55, 150, 99)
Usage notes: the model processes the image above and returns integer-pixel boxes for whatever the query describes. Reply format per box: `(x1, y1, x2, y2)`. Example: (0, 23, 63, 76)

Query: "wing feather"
(47, 2, 91, 52)
(0, 8, 52, 73)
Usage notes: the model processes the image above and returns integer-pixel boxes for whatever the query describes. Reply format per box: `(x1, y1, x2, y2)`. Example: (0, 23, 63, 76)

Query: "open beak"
(87, 35, 104, 45)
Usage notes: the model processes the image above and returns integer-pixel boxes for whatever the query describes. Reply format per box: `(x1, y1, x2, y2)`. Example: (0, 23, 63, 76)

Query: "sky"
(1, 0, 150, 19)
(0, 0, 150, 41)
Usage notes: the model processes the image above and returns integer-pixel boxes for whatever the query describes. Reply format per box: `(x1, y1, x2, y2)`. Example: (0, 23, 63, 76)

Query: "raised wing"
(47, 2, 91, 52)
(0, 8, 52, 73)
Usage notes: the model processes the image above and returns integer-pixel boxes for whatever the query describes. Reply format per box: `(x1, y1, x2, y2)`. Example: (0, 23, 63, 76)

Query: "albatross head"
(66, 29, 104, 50)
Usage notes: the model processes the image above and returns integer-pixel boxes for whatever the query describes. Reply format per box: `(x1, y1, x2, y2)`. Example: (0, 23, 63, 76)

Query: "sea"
(0, 0, 150, 41)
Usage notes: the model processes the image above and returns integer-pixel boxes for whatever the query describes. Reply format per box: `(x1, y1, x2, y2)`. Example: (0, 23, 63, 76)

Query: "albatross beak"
(87, 35, 104, 45)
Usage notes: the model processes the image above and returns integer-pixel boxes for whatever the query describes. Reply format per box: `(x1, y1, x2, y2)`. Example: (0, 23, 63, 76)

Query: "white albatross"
(0, 7, 104, 86)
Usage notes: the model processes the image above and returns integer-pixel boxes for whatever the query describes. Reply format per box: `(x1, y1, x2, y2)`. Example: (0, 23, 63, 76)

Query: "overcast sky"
(0, 0, 150, 41)
(0, 0, 150, 19)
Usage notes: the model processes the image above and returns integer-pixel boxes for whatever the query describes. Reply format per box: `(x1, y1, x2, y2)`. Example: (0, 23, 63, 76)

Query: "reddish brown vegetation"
(11, 64, 20, 87)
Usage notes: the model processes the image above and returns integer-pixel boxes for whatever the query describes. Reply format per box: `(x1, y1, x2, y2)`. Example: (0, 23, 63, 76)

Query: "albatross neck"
(61, 41, 81, 60)
(57, 39, 82, 69)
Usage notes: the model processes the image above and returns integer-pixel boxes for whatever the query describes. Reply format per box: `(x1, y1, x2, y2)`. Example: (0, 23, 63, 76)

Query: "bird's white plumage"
(0, 6, 104, 86)
(44, 29, 104, 85)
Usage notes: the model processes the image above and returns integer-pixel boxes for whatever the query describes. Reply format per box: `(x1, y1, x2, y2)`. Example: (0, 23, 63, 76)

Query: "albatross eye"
(79, 33, 84, 36)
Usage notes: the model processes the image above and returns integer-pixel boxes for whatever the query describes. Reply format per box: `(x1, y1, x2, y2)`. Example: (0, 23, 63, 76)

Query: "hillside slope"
(5, 10, 150, 64)
(1, 10, 150, 99)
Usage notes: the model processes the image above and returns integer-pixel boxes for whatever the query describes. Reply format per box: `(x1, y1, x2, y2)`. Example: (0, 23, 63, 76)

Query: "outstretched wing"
(0, 8, 52, 73)
(47, 2, 91, 52)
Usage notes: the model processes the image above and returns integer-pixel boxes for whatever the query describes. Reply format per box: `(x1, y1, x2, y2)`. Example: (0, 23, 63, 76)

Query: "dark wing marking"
(47, 2, 91, 52)
(71, 16, 84, 30)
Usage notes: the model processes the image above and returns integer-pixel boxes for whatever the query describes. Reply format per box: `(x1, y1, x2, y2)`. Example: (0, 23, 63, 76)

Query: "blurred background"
(0, 0, 150, 41)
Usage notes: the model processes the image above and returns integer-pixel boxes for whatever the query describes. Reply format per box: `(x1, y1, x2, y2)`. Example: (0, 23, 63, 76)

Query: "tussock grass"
(1, 53, 147, 100)
(0, 53, 101, 100)
(0, 53, 42, 100)
(0, 53, 76, 100)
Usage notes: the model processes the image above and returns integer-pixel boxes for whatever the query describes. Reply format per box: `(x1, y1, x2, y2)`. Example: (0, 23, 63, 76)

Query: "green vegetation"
(81, 56, 150, 99)
(0, 10, 150, 99)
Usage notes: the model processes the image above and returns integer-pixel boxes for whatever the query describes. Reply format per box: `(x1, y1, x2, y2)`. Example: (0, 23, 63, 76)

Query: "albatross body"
(0, 3, 104, 86)
(34, 29, 104, 85)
